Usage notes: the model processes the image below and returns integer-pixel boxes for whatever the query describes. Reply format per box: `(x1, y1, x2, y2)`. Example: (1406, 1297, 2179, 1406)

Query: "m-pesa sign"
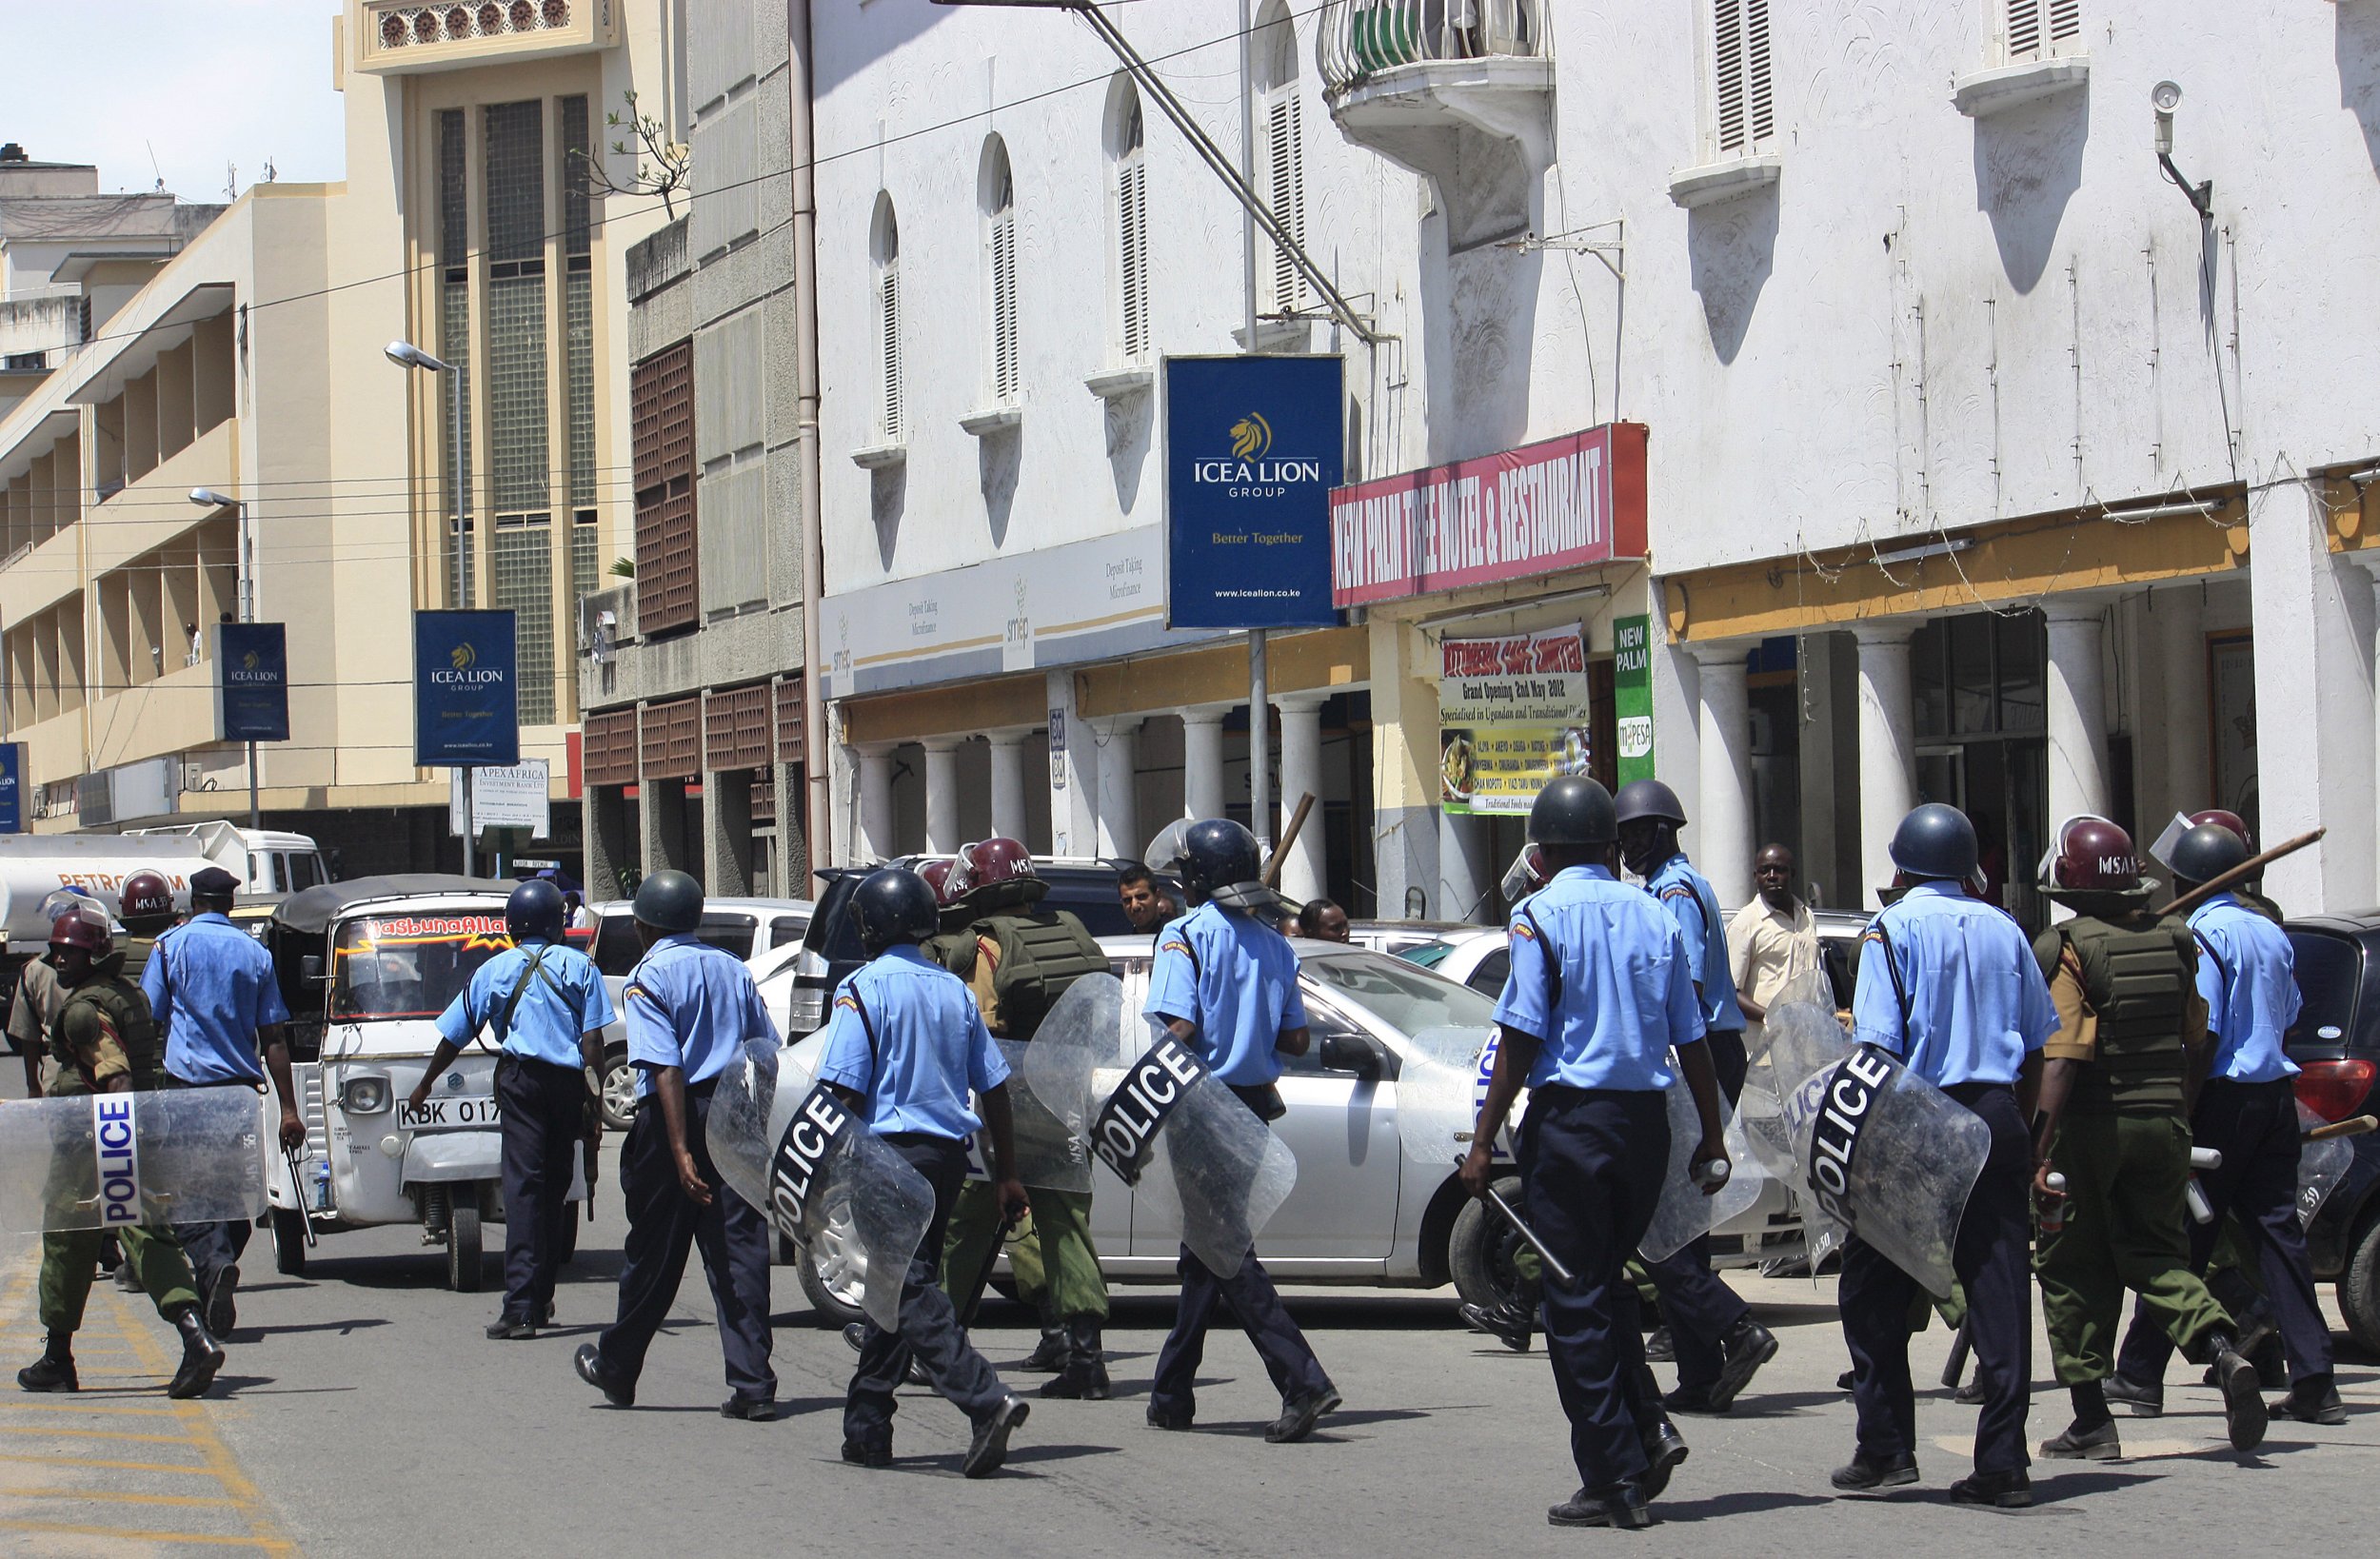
(1329, 424, 1647, 607)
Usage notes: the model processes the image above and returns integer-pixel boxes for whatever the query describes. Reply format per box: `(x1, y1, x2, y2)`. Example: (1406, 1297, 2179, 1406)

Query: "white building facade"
(804, 1, 2380, 929)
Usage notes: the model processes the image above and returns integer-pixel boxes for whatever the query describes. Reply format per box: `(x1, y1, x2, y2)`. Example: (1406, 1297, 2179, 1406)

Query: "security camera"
(2151, 80, 2182, 156)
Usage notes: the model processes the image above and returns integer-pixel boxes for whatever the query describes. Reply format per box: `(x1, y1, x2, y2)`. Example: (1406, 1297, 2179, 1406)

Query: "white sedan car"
(755, 937, 1806, 1324)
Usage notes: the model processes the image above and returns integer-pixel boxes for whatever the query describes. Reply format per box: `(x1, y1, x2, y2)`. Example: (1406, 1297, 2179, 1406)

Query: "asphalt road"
(0, 1133, 2371, 1556)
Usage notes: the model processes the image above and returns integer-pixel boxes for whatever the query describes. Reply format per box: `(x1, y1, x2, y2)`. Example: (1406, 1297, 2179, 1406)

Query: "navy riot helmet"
(1528, 777, 1618, 846)
(852, 867, 941, 956)
(631, 869, 704, 935)
(1889, 803, 1979, 883)
(506, 878, 567, 942)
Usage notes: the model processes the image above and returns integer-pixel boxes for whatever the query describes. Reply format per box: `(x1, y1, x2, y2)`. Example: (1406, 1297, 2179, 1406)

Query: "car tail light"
(2293, 1058, 2377, 1123)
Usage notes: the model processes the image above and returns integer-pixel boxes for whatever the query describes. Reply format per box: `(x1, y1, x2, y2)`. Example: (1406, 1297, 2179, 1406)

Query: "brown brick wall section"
(630, 341, 697, 635)
(583, 707, 639, 788)
(641, 695, 700, 780)
(704, 683, 772, 772)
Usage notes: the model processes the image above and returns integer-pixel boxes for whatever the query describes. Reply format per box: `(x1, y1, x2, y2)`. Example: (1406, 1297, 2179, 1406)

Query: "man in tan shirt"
(1726, 844, 1820, 1050)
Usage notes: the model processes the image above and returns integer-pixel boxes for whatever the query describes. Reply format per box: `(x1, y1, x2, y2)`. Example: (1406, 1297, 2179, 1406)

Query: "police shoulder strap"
(2192, 928, 2232, 1013)
(1867, 919, 1914, 1037)
(1521, 904, 1560, 1011)
(487, 946, 571, 1047)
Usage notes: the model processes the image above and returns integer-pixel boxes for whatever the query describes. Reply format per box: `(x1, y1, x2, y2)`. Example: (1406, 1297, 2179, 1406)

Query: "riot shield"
(1638, 1068, 1766, 1263)
(0, 1086, 268, 1234)
(1393, 1026, 1496, 1169)
(705, 1038, 936, 1331)
(1022, 974, 1294, 1278)
(2296, 1103, 2355, 1230)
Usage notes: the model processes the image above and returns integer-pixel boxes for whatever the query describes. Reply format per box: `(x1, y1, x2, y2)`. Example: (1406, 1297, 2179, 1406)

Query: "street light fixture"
(188, 486, 259, 829)
(386, 337, 475, 874)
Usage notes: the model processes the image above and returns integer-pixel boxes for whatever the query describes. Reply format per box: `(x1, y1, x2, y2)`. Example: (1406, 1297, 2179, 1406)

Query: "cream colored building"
(0, 1, 671, 872)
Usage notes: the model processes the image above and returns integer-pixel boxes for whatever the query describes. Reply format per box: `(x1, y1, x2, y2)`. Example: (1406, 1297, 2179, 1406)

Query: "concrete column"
(1691, 643, 1755, 908)
(701, 768, 754, 898)
(1095, 718, 1142, 858)
(1853, 623, 1916, 908)
(1180, 705, 1229, 822)
(922, 736, 963, 854)
(856, 743, 897, 862)
(1046, 670, 1097, 858)
(986, 729, 1033, 842)
(1438, 808, 1493, 923)
(2254, 490, 2375, 913)
(2044, 598, 2113, 831)
(1367, 613, 1439, 920)
(2352, 554, 2380, 894)
(2153, 586, 2211, 828)
(1277, 692, 1328, 902)
(583, 785, 630, 901)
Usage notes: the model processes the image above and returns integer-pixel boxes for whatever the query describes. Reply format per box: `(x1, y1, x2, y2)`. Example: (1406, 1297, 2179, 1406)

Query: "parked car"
(587, 897, 812, 1130)
(780, 858, 1155, 1040)
(1398, 907, 1871, 1008)
(756, 936, 1804, 1324)
(2275, 914, 2380, 1351)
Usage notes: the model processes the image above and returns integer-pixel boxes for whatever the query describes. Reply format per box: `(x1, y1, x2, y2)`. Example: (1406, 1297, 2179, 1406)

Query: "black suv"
(2279, 914, 2380, 1351)
(783, 857, 1167, 1036)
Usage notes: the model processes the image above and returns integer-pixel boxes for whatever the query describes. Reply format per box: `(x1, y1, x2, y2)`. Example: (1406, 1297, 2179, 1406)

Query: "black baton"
(1484, 1184, 1577, 1289)
(280, 1142, 319, 1249)
(1940, 1320, 1972, 1390)
(956, 1202, 1019, 1330)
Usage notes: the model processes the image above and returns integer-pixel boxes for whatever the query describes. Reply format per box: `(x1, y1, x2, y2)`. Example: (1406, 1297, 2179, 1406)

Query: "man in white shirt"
(1726, 844, 1819, 1048)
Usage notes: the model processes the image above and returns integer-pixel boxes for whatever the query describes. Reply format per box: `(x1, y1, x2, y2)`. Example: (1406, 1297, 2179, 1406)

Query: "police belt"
(1088, 1033, 1212, 1187)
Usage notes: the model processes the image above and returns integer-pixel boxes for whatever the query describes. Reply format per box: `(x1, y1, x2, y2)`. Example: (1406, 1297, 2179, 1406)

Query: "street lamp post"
(188, 487, 257, 830)
(386, 340, 474, 875)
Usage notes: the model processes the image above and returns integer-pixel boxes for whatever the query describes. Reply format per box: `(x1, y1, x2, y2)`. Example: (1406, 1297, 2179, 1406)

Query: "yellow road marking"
(0, 1517, 292, 1549)
(109, 1286, 299, 1553)
(0, 1485, 241, 1508)
(5, 1399, 188, 1417)
(0, 1452, 216, 1475)
(0, 1424, 203, 1445)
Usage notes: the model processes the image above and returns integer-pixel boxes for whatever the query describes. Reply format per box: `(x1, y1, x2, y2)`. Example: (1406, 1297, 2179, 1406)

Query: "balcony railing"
(1317, 0, 1551, 96)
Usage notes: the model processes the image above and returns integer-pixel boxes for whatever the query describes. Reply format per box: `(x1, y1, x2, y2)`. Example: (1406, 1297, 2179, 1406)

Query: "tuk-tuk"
(262, 876, 589, 1291)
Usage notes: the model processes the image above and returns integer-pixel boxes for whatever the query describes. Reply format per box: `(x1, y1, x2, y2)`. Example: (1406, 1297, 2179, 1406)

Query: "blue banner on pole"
(215, 622, 290, 742)
(1164, 355, 1344, 630)
(0, 744, 22, 835)
(413, 609, 519, 767)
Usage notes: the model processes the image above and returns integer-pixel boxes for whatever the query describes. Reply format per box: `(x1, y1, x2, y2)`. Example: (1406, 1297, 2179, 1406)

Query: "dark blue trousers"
(1522, 1086, 1670, 1492)
(1149, 1088, 1332, 1420)
(595, 1085, 775, 1403)
(1645, 1028, 1751, 1390)
(845, 1134, 1010, 1446)
(2114, 1077, 2333, 1390)
(497, 1056, 585, 1326)
(1839, 1083, 2033, 1477)
(166, 1075, 253, 1299)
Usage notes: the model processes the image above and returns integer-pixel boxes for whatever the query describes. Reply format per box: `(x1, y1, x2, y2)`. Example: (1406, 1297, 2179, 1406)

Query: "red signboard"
(1329, 424, 1648, 607)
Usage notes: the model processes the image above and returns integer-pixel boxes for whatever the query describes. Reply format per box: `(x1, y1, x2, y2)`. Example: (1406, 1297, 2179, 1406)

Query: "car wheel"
(2340, 1209, 2380, 1354)
(447, 1204, 484, 1293)
(600, 1046, 639, 1134)
(794, 1204, 869, 1327)
(1447, 1174, 1528, 1312)
(269, 1207, 308, 1277)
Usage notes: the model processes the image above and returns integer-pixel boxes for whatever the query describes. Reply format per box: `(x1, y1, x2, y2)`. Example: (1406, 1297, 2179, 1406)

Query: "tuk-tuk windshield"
(330, 912, 516, 1021)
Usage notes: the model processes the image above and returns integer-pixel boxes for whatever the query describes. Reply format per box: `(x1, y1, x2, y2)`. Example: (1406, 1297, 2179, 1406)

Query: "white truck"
(0, 823, 329, 1022)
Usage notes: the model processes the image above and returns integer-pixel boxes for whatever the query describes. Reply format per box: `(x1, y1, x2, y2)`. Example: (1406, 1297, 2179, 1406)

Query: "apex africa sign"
(1330, 424, 1648, 607)
(413, 609, 520, 768)
(1165, 355, 1344, 630)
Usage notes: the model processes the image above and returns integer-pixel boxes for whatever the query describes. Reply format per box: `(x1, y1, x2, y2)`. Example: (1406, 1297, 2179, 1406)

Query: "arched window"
(981, 137, 1020, 405)
(1254, 1, 1306, 316)
(871, 194, 902, 442)
(1107, 79, 1150, 363)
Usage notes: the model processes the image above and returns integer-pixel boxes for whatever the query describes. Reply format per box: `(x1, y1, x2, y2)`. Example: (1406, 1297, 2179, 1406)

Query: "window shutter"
(880, 262, 902, 442)
(1119, 159, 1149, 362)
(2049, 0, 2080, 45)
(1714, 0, 1773, 155)
(992, 207, 1020, 403)
(2006, 0, 2077, 59)
(1267, 94, 1306, 315)
(630, 341, 698, 637)
(2007, 0, 2041, 58)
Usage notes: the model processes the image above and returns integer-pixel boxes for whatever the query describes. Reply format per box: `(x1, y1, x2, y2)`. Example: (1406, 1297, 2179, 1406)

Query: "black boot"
(2202, 1332, 2269, 1452)
(1021, 1316, 1070, 1372)
(168, 1307, 226, 1400)
(1039, 1316, 1111, 1400)
(16, 1332, 76, 1393)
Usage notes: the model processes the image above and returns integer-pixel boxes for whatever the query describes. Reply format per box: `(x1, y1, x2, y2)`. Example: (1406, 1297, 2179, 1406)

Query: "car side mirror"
(1319, 1031, 1386, 1077)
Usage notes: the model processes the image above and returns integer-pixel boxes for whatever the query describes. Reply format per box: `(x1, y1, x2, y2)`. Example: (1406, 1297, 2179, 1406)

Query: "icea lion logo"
(1229, 411, 1272, 460)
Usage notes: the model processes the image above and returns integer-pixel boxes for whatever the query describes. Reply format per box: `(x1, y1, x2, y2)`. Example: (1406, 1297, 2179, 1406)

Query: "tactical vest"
(966, 911, 1112, 1042)
(2056, 917, 2194, 1115)
(57, 971, 166, 1092)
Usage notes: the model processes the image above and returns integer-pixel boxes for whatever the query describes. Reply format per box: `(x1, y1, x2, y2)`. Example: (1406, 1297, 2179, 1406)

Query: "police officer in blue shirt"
(412, 879, 614, 1341)
(1141, 818, 1339, 1445)
(142, 866, 301, 1336)
(572, 871, 779, 1420)
(1463, 778, 1726, 1529)
(819, 867, 1034, 1478)
(1834, 803, 2053, 1508)
(1615, 780, 1777, 1415)
(2109, 824, 2342, 1426)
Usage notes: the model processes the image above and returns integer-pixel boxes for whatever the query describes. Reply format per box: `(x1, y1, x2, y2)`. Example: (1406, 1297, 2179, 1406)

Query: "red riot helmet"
(120, 869, 175, 931)
(2045, 816, 2143, 892)
(948, 837, 1046, 910)
(49, 906, 113, 957)
(916, 858, 959, 906)
(2189, 809, 2253, 852)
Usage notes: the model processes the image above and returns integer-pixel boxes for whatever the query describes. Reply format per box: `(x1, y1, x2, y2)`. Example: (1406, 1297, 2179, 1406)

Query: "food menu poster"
(1438, 624, 1591, 816)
